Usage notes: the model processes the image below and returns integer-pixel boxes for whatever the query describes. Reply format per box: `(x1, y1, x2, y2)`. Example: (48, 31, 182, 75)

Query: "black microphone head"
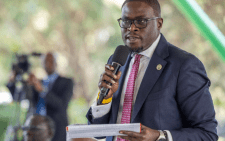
(112, 45, 130, 66)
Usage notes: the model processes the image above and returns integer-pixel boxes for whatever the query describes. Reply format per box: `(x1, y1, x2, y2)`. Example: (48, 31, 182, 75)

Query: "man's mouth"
(126, 35, 140, 43)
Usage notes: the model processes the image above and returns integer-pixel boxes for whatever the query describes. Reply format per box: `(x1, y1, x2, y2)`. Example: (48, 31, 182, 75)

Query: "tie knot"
(134, 54, 141, 63)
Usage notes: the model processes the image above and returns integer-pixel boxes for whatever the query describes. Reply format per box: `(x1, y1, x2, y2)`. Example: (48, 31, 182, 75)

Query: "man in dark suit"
(86, 0, 218, 141)
(7, 52, 73, 141)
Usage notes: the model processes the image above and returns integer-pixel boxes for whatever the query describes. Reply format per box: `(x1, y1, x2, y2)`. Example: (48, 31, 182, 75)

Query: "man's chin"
(127, 45, 144, 53)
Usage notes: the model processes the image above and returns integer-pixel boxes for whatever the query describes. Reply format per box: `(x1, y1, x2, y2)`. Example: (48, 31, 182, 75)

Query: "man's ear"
(157, 18, 163, 29)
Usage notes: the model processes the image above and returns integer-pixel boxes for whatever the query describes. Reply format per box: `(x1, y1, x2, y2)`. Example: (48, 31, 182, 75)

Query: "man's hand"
(28, 73, 43, 92)
(8, 71, 16, 83)
(98, 64, 122, 99)
(117, 124, 160, 141)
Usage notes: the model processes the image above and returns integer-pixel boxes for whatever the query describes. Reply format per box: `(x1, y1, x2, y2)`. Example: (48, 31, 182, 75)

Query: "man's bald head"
(43, 52, 57, 75)
(23, 115, 55, 141)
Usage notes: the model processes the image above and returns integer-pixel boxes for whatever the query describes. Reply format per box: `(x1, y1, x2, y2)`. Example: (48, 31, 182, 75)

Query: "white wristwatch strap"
(156, 130, 166, 141)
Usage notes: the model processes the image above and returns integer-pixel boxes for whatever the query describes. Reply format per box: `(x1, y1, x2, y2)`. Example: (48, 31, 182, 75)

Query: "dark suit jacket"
(7, 75, 74, 141)
(37, 76, 73, 141)
(86, 34, 218, 141)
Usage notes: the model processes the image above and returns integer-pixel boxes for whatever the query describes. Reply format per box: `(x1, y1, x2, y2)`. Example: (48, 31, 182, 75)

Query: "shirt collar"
(138, 34, 161, 58)
(48, 72, 58, 78)
(44, 72, 59, 82)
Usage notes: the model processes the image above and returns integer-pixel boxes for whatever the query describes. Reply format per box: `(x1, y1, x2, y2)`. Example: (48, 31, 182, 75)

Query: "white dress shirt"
(91, 34, 173, 141)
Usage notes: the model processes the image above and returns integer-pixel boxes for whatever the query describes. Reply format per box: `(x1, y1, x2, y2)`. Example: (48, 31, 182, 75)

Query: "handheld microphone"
(97, 45, 130, 105)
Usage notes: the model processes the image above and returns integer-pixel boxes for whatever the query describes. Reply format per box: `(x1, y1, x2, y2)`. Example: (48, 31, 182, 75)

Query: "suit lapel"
(49, 76, 60, 91)
(131, 54, 167, 122)
(110, 54, 132, 124)
(131, 34, 169, 122)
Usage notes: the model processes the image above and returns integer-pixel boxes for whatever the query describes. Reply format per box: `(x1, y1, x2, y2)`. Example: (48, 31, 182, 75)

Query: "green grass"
(0, 103, 27, 141)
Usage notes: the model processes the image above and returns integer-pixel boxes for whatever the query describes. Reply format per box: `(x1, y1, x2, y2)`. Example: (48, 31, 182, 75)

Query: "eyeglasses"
(117, 17, 160, 29)
(22, 126, 45, 131)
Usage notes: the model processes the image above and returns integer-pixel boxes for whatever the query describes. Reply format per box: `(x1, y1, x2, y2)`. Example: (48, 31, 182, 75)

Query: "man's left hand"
(118, 124, 160, 141)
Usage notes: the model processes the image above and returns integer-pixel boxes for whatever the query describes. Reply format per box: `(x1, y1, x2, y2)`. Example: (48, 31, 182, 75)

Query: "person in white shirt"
(86, 0, 218, 141)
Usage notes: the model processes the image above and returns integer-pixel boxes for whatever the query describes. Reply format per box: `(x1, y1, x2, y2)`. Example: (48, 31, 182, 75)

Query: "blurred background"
(0, 0, 224, 140)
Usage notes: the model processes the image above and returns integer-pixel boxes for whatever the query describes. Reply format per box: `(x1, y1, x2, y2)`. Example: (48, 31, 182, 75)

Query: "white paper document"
(66, 123, 140, 139)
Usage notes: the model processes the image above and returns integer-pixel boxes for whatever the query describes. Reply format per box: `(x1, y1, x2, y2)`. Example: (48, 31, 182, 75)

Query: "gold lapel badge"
(156, 64, 162, 70)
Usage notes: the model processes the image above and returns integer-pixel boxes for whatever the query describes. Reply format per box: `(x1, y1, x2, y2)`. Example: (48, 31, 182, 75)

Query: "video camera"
(12, 52, 42, 78)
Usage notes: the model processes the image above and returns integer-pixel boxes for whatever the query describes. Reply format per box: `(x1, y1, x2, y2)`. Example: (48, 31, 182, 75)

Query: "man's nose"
(129, 22, 138, 31)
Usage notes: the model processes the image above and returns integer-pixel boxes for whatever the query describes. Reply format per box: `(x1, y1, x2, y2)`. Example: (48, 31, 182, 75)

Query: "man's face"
(44, 53, 56, 75)
(121, 1, 163, 52)
(23, 118, 50, 141)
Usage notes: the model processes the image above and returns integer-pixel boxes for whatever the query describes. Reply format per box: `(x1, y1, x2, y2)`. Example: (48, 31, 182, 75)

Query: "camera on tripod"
(5, 52, 42, 141)
(12, 54, 30, 76)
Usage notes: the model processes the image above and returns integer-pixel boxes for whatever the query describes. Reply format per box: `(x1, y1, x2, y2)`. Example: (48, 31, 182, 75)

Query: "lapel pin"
(156, 64, 162, 70)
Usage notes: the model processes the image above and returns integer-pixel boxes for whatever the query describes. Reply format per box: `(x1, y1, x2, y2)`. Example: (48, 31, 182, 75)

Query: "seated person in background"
(22, 114, 55, 141)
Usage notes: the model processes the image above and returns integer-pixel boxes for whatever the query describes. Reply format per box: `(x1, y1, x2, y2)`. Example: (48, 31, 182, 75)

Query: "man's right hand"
(98, 64, 122, 99)
(28, 73, 43, 93)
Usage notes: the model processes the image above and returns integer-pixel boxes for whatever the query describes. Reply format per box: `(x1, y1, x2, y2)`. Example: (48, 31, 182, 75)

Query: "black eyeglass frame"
(21, 126, 46, 131)
(117, 17, 161, 29)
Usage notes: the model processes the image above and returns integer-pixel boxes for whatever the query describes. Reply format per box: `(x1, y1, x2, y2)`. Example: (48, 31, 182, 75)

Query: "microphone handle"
(97, 62, 121, 105)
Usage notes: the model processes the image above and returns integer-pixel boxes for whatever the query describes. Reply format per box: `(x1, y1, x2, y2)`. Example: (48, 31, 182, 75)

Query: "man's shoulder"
(56, 76, 74, 84)
(167, 42, 201, 64)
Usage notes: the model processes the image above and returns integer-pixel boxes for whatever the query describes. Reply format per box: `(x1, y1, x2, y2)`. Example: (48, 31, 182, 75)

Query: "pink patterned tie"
(117, 54, 141, 141)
